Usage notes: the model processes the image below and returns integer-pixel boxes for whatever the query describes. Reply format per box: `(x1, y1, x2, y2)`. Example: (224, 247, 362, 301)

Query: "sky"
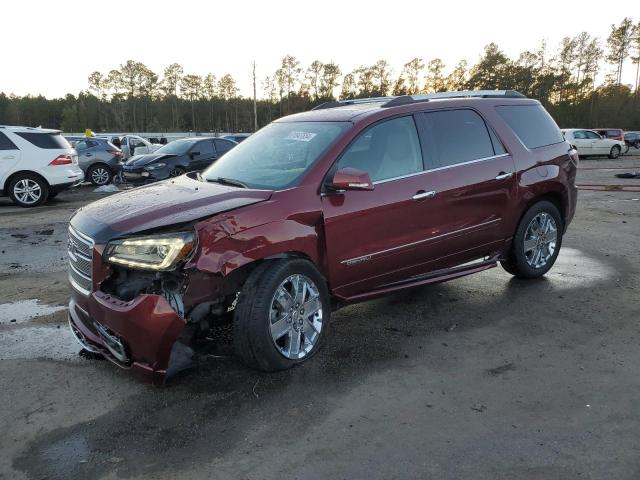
(1, 0, 638, 99)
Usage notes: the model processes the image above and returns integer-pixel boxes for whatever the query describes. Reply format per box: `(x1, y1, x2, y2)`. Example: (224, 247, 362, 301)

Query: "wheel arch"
(4, 170, 51, 191)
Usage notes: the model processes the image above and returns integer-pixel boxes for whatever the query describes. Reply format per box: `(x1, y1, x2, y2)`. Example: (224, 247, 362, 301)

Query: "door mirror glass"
(332, 167, 374, 191)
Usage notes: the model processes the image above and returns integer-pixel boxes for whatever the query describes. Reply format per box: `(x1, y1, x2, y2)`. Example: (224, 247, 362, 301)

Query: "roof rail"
(382, 90, 526, 108)
(312, 96, 395, 110)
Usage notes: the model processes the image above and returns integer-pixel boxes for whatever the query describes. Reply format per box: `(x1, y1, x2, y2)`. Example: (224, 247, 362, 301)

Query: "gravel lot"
(1, 156, 639, 480)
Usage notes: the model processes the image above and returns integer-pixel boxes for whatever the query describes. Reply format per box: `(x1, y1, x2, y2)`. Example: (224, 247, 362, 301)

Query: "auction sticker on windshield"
(286, 131, 317, 142)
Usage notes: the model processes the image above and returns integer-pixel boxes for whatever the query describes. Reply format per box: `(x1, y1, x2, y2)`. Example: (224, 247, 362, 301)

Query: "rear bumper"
(69, 290, 186, 384)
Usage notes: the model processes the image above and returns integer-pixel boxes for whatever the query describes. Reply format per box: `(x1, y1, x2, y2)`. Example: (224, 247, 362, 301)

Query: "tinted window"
(496, 105, 563, 149)
(194, 140, 214, 156)
(416, 109, 494, 169)
(15, 132, 71, 149)
(0, 132, 18, 150)
(214, 138, 236, 154)
(585, 131, 600, 140)
(338, 116, 423, 182)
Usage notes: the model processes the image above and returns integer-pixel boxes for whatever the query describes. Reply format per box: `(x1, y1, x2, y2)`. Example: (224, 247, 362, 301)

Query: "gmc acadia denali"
(67, 90, 577, 383)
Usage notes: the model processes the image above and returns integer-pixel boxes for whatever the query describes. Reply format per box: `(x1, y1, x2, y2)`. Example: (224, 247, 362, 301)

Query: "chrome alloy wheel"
(524, 212, 558, 269)
(13, 179, 42, 205)
(269, 274, 323, 360)
(91, 167, 110, 185)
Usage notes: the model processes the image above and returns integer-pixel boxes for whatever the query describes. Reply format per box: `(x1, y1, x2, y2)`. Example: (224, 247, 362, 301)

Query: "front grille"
(68, 226, 94, 295)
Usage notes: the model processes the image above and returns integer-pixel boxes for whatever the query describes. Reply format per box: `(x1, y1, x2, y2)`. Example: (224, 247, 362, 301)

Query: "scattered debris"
(615, 172, 640, 179)
(446, 324, 457, 332)
(471, 404, 487, 413)
(94, 184, 120, 193)
(10, 233, 28, 239)
(36, 229, 54, 236)
(487, 362, 515, 376)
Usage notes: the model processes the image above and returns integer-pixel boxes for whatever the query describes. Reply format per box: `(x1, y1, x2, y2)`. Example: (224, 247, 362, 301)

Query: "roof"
(277, 90, 536, 124)
(0, 125, 61, 134)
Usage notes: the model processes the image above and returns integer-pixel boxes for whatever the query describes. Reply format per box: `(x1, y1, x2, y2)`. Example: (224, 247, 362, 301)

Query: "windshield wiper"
(207, 177, 248, 188)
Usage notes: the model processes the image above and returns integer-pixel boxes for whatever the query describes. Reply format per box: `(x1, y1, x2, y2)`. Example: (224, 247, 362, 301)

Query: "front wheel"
(500, 201, 563, 279)
(609, 145, 621, 159)
(233, 259, 330, 371)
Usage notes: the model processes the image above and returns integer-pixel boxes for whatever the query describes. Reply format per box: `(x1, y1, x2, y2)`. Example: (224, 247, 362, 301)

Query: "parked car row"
(561, 129, 627, 159)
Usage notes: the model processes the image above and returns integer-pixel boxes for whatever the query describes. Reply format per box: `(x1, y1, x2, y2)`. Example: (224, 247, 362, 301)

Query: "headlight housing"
(144, 163, 166, 171)
(104, 231, 196, 271)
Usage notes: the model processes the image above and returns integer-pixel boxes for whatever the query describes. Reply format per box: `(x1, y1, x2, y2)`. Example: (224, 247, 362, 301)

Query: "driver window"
(338, 116, 423, 183)
(573, 131, 586, 140)
(585, 131, 600, 140)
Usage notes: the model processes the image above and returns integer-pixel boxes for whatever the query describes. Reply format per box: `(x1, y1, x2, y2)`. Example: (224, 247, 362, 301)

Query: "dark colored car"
(67, 90, 577, 384)
(121, 137, 237, 183)
(66, 137, 123, 185)
(223, 133, 251, 143)
(624, 132, 640, 149)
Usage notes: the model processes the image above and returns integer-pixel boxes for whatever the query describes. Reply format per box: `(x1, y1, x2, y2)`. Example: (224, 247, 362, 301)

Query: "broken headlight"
(104, 231, 196, 271)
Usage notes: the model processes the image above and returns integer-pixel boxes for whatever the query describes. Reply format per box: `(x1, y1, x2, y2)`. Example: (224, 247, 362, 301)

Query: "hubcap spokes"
(14, 179, 41, 204)
(269, 274, 323, 360)
(92, 168, 109, 184)
(524, 212, 557, 269)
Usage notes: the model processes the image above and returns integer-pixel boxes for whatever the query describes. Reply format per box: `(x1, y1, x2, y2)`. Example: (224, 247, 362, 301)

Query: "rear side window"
(214, 138, 236, 154)
(15, 132, 71, 149)
(416, 109, 495, 169)
(496, 105, 563, 149)
(0, 132, 18, 150)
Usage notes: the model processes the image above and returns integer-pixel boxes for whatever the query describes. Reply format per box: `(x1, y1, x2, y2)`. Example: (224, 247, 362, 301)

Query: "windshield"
(154, 139, 195, 156)
(202, 121, 349, 189)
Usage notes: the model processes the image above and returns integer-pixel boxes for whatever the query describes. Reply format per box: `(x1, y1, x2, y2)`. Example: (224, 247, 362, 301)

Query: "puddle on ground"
(0, 325, 80, 361)
(546, 247, 615, 288)
(0, 299, 66, 323)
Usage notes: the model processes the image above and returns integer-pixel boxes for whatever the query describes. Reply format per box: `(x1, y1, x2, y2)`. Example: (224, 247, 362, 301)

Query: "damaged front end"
(69, 227, 247, 385)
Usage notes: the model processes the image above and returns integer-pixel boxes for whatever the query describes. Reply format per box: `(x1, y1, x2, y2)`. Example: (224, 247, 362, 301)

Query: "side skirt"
(336, 256, 499, 304)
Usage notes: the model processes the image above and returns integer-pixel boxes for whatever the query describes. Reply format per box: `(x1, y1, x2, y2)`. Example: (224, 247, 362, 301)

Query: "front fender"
(194, 219, 324, 276)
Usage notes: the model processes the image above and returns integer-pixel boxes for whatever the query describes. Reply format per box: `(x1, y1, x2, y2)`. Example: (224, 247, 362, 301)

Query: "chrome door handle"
(412, 190, 436, 200)
(85, 153, 92, 157)
(2, 155, 15, 160)
(495, 172, 513, 180)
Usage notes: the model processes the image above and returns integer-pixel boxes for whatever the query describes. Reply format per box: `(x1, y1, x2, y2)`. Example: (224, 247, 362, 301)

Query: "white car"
(561, 129, 626, 159)
(100, 135, 161, 160)
(0, 126, 84, 207)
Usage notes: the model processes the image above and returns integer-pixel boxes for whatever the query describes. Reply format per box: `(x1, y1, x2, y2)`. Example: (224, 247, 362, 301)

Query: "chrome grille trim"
(68, 226, 94, 296)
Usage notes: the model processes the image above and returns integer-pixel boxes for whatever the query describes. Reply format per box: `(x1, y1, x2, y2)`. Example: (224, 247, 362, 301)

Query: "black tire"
(634, 141, 640, 149)
(500, 201, 563, 279)
(233, 258, 330, 372)
(608, 145, 621, 159)
(169, 166, 186, 177)
(8, 173, 49, 208)
(87, 164, 113, 186)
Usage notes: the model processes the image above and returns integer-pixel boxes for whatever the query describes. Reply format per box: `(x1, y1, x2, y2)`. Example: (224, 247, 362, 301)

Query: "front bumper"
(69, 290, 186, 384)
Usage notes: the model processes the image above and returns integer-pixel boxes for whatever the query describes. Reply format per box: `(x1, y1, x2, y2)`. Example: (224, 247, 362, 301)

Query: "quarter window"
(338, 116, 423, 182)
(0, 132, 18, 150)
(496, 104, 564, 149)
(416, 109, 495, 169)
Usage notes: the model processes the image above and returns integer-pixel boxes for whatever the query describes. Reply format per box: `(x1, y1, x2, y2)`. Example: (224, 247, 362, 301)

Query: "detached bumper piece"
(69, 292, 188, 385)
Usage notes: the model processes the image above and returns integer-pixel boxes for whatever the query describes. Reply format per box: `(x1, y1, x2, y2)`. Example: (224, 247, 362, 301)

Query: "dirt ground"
(1, 155, 639, 480)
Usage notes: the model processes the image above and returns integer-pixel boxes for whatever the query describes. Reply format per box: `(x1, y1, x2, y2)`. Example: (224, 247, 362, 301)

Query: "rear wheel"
(234, 259, 330, 371)
(8, 173, 48, 208)
(500, 201, 563, 279)
(87, 164, 113, 186)
(608, 145, 621, 159)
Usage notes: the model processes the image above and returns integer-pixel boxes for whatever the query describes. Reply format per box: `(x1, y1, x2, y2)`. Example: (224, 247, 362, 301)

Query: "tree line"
(1, 17, 639, 133)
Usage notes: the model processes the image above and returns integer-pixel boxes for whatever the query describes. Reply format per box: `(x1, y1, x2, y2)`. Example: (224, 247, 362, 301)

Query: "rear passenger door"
(413, 109, 517, 268)
(0, 132, 20, 187)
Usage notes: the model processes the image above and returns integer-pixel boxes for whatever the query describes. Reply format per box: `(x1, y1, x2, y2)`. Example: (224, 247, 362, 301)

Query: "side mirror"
(190, 151, 200, 158)
(331, 167, 374, 191)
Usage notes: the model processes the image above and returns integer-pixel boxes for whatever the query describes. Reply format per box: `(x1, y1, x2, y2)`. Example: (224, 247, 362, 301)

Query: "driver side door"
(188, 140, 217, 171)
(321, 115, 432, 299)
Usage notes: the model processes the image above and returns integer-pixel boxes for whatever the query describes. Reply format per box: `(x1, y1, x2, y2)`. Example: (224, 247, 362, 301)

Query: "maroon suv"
(67, 90, 577, 383)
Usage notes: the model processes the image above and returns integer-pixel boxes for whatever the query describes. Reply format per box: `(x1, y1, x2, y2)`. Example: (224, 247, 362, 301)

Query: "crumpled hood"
(70, 175, 273, 243)
(125, 153, 176, 167)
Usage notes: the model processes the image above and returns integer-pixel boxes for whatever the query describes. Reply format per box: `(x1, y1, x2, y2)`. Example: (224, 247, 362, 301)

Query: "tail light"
(49, 154, 73, 165)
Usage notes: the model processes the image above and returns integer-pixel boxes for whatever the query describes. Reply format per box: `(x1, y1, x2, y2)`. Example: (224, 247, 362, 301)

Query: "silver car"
(66, 137, 123, 185)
